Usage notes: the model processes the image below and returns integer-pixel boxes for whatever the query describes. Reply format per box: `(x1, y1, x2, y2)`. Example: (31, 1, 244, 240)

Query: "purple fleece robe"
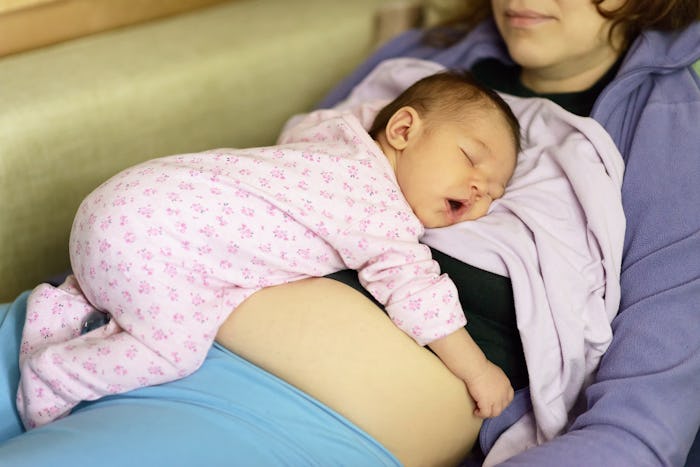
(321, 20, 700, 467)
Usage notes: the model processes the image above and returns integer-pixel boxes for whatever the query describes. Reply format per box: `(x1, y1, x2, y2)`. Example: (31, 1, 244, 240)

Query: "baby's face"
(395, 109, 517, 228)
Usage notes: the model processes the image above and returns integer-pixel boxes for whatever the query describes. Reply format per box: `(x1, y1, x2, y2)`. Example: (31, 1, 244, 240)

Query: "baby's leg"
(15, 273, 244, 430)
(20, 276, 99, 366)
(16, 309, 215, 429)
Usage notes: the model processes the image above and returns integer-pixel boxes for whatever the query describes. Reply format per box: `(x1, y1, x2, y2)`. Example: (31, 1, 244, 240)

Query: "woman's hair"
(424, 0, 699, 49)
(595, 0, 700, 49)
(368, 70, 522, 154)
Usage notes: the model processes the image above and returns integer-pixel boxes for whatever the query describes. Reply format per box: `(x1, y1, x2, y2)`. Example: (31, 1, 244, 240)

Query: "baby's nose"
(470, 180, 486, 197)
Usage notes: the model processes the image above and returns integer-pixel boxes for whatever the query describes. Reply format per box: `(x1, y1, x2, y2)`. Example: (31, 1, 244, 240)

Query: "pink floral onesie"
(17, 108, 467, 429)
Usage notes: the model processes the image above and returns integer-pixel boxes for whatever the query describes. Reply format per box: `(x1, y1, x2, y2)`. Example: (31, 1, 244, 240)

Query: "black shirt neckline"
(471, 57, 622, 116)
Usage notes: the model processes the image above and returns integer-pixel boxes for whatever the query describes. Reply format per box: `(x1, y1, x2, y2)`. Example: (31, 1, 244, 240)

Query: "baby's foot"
(21, 277, 99, 364)
(16, 358, 77, 430)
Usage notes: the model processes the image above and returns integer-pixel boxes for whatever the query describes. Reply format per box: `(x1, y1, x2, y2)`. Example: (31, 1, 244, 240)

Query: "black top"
(326, 57, 619, 391)
(472, 58, 622, 117)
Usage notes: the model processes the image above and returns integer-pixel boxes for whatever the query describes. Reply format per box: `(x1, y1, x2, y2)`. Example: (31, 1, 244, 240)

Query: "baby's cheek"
(468, 199, 492, 221)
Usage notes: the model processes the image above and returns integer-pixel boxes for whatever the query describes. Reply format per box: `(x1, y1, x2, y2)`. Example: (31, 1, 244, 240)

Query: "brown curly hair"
(425, 0, 699, 50)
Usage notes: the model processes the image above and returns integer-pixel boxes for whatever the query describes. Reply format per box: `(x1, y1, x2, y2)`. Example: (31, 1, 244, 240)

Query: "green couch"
(0, 0, 392, 301)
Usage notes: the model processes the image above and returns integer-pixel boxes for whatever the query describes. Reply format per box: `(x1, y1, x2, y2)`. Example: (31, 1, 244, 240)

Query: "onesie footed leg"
(16, 319, 123, 429)
(20, 276, 100, 365)
(16, 358, 75, 429)
(16, 317, 200, 430)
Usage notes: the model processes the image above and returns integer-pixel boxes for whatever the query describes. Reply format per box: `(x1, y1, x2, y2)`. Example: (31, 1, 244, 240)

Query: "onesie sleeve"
(335, 210, 466, 347)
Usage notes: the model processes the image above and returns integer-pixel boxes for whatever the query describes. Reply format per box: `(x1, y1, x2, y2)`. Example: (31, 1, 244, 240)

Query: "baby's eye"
(461, 149, 475, 166)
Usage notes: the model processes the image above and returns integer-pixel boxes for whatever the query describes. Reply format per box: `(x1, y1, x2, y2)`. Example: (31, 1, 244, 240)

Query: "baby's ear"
(384, 106, 421, 150)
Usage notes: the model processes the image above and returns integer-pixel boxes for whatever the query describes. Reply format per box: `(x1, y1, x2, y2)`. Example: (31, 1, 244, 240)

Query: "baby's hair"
(369, 70, 521, 154)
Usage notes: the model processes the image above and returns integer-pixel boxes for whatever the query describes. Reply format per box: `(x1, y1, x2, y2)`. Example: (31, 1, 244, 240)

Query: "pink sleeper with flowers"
(16, 108, 466, 429)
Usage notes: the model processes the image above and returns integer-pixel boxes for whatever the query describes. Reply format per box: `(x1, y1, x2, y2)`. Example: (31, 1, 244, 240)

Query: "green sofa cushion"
(0, 0, 389, 301)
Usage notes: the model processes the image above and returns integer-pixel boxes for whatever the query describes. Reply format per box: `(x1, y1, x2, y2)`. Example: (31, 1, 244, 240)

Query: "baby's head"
(370, 71, 520, 228)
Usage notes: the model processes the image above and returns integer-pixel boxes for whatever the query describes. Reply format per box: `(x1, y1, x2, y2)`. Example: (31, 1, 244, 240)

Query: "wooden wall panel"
(0, 0, 231, 57)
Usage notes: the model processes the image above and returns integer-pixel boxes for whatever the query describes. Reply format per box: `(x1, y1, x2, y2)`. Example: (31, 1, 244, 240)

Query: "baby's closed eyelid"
(460, 148, 475, 166)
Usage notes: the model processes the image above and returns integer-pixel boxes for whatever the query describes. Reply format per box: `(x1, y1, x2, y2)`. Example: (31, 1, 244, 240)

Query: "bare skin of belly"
(216, 277, 481, 467)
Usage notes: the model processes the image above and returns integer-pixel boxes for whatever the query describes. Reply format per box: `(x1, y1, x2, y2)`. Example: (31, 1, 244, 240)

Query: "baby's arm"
(429, 328, 514, 419)
(346, 238, 513, 418)
(333, 203, 513, 417)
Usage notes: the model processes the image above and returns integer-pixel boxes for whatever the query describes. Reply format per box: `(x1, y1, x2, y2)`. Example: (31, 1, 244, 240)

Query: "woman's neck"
(520, 49, 622, 94)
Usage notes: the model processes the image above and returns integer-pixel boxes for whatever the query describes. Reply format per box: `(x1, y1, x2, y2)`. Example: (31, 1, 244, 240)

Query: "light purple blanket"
(286, 58, 626, 463)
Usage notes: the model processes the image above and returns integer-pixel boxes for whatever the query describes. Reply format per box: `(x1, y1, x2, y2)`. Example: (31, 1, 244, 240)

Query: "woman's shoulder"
(593, 24, 700, 149)
(617, 22, 700, 82)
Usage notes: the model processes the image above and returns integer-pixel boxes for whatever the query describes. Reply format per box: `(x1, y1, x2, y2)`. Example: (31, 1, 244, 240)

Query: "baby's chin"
(418, 216, 452, 229)
(421, 211, 487, 229)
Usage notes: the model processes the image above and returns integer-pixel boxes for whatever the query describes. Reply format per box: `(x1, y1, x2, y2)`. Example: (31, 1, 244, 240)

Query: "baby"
(17, 71, 520, 428)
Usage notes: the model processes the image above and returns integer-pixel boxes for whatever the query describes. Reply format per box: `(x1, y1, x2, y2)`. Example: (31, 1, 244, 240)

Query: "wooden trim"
(0, 0, 230, 57)
(0, 0, 57, 15)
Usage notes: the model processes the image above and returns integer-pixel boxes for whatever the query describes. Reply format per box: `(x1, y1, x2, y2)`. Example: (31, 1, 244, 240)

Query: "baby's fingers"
(474, 392, 514, 418)
(474, 400, 500, 418)
(474, 403, 494, 419)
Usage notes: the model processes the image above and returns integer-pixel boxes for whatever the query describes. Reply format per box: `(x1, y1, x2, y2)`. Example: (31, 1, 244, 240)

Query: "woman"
(1, 1, 698, 466)
(225, 0, 700, 464)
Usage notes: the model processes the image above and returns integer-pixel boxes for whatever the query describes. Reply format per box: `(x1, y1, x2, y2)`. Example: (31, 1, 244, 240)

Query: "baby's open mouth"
(448, 199, 464, 212)
(447, 199, 472, 221)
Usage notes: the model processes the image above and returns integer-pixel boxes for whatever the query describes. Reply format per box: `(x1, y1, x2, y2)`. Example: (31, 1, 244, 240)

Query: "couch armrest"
(0, 0, 389, 301)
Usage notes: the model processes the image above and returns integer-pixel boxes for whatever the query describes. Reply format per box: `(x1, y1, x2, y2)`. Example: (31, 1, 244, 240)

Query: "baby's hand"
(426, 328, 514, 418)
(465, 361, 514, 418)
